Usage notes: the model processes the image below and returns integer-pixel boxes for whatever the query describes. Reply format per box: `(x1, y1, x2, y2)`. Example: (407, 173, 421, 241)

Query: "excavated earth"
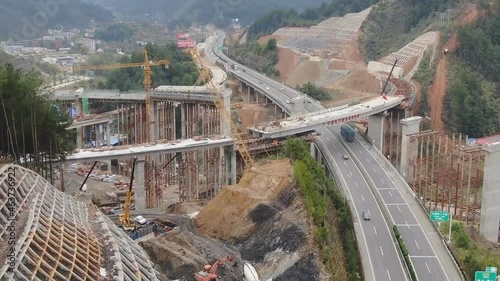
(141, 159, 329, 280)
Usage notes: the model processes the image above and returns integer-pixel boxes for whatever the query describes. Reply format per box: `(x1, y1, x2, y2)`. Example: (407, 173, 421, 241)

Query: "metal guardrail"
(367, 144, 467, 281)
(333, 132, 413, 281)
(313, 140, 365, 281)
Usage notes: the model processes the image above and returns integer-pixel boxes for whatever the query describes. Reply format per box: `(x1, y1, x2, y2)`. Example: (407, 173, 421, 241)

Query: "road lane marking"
(365, 158, 369, 163)
(349, 171, 353, 177)
(380, 246, 384, 256)
(344, 161, 347, 166)
(397, 205, 402, 212)
(361, 194, 365, 201)
(385, 203, 406, 205)
(359, 149, 363, 154)
(425, 262, 431, 273)
(415, 240, 420, 250)
(409, 256, 437, 258)
(378, 188, 396, 190)
(373, 226, 377, 235)
(372, 167, 377, 173)
(332, 144, 335, 148)
(338, 152, 342, 157)
(395, 224, 420, 227)
(406, 221, 410, 229)
(388, 191, 393, 197)
(381, 178, 385, 184)
(387, 269, 392, 281)
(355, 182, 359, 188)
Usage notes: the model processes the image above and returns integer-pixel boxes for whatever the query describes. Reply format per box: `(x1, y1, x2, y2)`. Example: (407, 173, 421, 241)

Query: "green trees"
(84, 43, 199, 92)
(296, 82, 332, 101)
(95, 24, 135, 42)
(0, 64, 75, 169)
(248, 0, 379, 40)
(283, 139, 361, 280)
(228, 39, 280, 77)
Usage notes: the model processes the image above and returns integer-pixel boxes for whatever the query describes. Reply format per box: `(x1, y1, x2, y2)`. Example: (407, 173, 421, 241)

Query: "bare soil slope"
(194, 159, 292, 240)
(236, 104, 271, 133)
(275, 47, 301, 82)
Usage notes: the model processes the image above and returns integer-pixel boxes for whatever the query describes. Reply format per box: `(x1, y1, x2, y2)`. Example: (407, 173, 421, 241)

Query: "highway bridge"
(210, 32, 462, 281)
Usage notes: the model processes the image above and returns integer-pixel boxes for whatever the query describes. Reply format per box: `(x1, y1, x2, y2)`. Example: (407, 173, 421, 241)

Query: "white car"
(134, 215, 147, 225)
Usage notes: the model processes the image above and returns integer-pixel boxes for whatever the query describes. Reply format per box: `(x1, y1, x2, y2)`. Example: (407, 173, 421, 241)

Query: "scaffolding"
(407, 132, 484, 225)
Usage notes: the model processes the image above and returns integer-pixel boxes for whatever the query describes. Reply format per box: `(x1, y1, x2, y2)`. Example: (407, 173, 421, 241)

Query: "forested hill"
(247, 0, 379, 40)
(80, 0, 330, 27)
(0, 0, 113, 41)
(443, 1, 500, 138)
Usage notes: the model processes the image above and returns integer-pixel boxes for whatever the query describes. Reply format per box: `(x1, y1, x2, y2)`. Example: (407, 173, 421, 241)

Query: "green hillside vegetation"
(81, 43, 199, 92)
(227, 39, 280, 77)
(81, 0, 331, 28)
(360, 0, 458, 61)
(248, 0, 379, 40)
(283, 139, 360, 280)
(0, 0, 113, 41)
(443, 3, 500, 137)
(95, 23, 135, 42)
(296, 82, 332, 101)
(0, 63, 75, 176)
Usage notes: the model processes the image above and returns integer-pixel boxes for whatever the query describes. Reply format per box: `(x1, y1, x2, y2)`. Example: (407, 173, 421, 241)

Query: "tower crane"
(72, 50, 170, 143)
(186, 48, 254, 167)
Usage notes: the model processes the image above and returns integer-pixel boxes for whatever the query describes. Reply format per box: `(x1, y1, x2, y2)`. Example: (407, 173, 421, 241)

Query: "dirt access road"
(429, 5, 478, 133)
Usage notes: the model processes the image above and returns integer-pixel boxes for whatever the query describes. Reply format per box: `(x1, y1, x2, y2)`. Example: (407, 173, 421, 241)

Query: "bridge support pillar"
(150, 101, 159, 142)
(400, 116, 422, 182)
(76, 128, 83, 149)
(310, 142, 316, 159)
(367, 113, 386, 151)
(225, 145, 237, 185)
(221, 89, 232, 136)
(135, 155, 146, 211)
(106, 122, 111, 146)
(480, 142, 500, 243)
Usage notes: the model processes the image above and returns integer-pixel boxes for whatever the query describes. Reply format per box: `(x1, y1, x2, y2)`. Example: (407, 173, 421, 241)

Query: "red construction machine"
(194, 256, 236, 281)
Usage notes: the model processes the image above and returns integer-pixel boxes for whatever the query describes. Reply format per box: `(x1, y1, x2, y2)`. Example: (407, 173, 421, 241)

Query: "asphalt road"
(318, 127, 408, 281)
(327, 126, 450, 281)
(208, 32, 410, 280)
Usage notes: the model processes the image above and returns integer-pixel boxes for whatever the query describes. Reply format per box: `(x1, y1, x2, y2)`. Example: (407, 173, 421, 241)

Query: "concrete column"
(225, 145, 237, 185)
(247, 84, 251, 104)
(76, 128, 83, 149)
(181, 103, 186, 138)
(367, 113, 386, 151)
(106, 122, 111, 146)
(135, 156, 146, 211)
(150, 101, 158, 142)
(310, 142, 316, 159)
(274, 104, 277, 121)
(221, 89, 232, 136)
(256, 92, 259, 104)
(480, 142, 500, 243)
(399, 116, 422, 182)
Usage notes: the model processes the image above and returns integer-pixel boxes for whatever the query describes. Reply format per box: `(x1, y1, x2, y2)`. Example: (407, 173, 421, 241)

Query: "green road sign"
(430, 211, 450, 221)
(486, 267, 497, 273)
(475, 271, 496, 281)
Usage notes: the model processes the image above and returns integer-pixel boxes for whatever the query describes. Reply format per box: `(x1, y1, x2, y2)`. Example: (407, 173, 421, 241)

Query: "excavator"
(194, 256, 236, 281)
(118, 157, 137, 231)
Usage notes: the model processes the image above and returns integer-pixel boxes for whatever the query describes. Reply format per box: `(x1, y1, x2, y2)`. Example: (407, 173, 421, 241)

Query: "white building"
(76, 38, 96, 53)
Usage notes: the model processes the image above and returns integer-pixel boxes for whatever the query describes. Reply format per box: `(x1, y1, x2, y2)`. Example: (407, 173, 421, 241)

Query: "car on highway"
(266, 87, 270, 90)
(343, 154, 349, 160)
(362, 210, 371, 221)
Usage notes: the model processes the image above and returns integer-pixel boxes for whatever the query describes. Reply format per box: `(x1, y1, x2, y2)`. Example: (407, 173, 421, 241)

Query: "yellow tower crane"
(73, 50, 170, 226)
(186, 48, 254, 167)
(72, 50, 170, 142)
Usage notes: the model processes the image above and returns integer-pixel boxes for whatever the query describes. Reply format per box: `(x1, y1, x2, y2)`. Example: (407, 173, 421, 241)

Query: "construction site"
(2, 2, 500, 280)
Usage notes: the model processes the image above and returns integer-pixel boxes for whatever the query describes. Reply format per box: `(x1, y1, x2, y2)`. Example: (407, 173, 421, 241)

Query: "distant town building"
(76, 38, 96, 53)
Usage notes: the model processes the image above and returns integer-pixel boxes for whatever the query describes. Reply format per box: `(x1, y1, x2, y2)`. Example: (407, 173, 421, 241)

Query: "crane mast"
(186, 48, 254, 167)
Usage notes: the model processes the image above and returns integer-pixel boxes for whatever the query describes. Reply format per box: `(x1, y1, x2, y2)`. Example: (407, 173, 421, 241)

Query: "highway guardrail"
(358, 132, 467, 281)
(332, 132, 415, 281)
(314, 140, 365, 281)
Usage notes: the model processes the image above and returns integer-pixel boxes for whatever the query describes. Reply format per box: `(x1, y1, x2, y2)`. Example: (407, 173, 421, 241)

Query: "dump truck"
(340, 124, 355, 142)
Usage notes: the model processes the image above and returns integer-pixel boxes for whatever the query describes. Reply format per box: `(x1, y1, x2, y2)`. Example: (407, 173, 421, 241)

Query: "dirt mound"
(257, 35, 272, 44)
(286, 60, 323, 87)
(236, 104, 271, 133)
(274, 254, 324, 281)
(339, 69, 380, 93)
(276, 47, 301, 82)
(194, 160, 293, 240)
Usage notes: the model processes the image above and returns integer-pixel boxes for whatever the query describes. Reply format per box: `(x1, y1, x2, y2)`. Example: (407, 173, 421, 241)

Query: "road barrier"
(359, 133, 467, 281)
(332, 132, 414, 281)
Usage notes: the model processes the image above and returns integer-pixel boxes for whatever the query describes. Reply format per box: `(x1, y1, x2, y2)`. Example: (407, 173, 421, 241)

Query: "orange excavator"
(194, 256, 236, 281)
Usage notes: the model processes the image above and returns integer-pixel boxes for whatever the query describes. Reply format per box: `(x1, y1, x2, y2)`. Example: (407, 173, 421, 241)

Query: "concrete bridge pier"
(367, 112, 386, 151)
(480, 142, 500, 243)
(224, 145, 237, 185)
(135, 155, 146, 211)
(399, 116, 422, 182)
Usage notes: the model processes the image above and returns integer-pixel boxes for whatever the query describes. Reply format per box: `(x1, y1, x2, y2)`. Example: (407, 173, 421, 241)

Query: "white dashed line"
(388, 191, 393, 197)
(361, 194, 365, 201)
(373, 226, 378, 235)
(387, 269, 392, 281)
(380, 246, 384, 256)
(425, 262, 431, 273)
(381, 179, 385, 184)
(397, 205, 402, 212)
(415, 240, 420, 250)
(355, 182, 359, 189)
(349, 171, 353, 177)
